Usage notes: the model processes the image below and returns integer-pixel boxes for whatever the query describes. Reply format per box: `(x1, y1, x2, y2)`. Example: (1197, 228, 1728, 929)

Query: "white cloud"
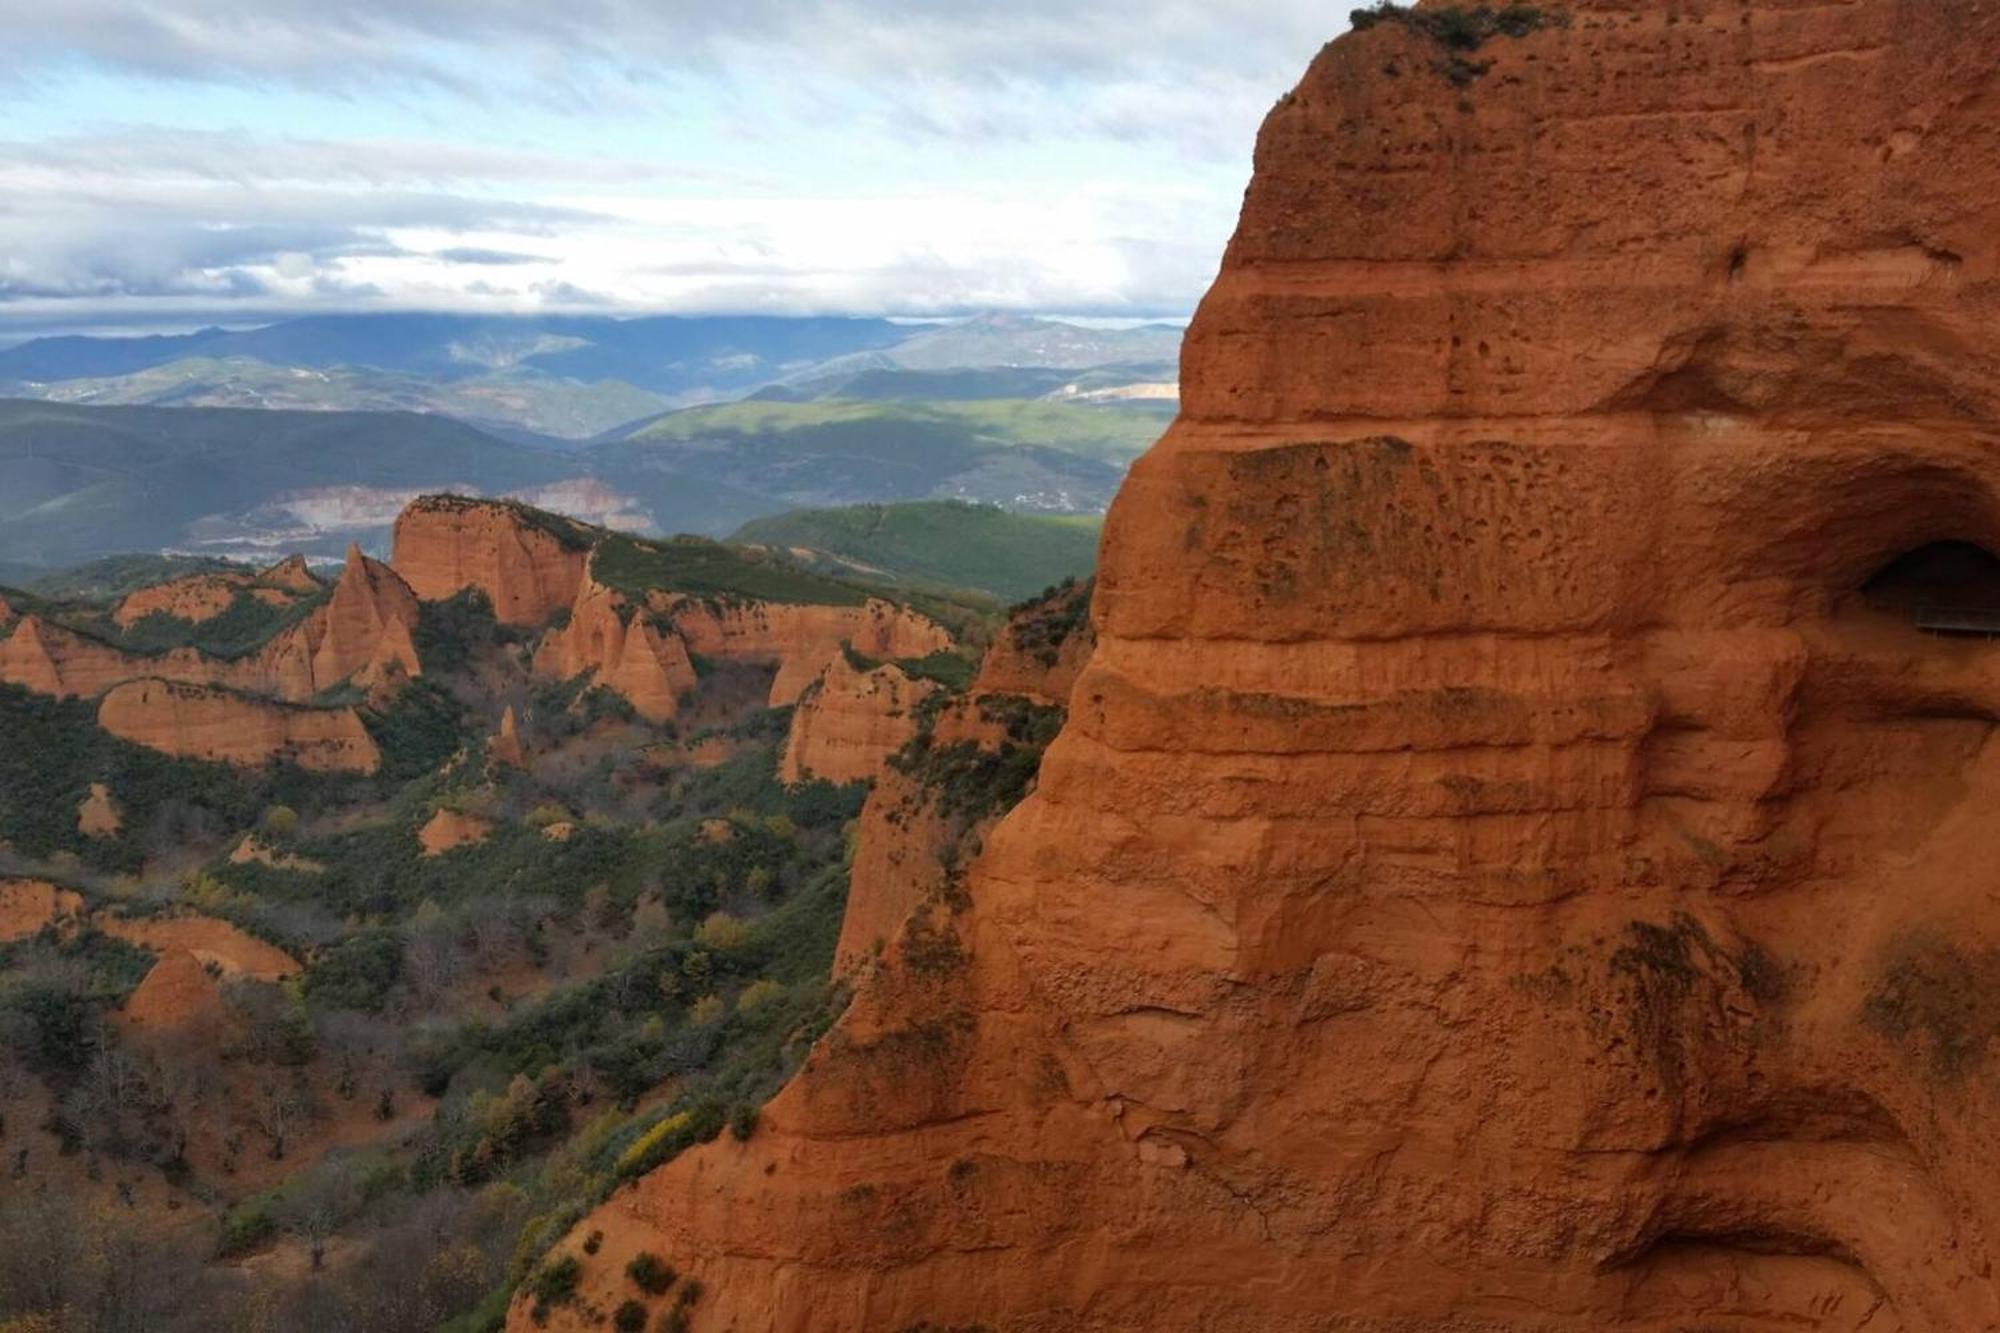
(0, 3, 1346, 325)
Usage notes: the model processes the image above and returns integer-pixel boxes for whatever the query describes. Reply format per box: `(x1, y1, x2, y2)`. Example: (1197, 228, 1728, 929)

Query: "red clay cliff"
(515, 4, 2000, 1327)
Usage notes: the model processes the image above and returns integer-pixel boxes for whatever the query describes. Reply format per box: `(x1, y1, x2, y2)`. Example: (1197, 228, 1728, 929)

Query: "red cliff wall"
(391, 495, 588, 627)
(660, 596, 954, 705)
(98, 680, 380, 773)
(515, 4, 2000, 1328)
(777, 654, 937, 786)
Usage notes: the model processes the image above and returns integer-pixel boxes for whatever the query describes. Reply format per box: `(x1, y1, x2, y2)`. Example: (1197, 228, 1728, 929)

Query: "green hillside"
(0, 399, 573, 566)
(26, 356, 669, 441)
(731, 501, 1101, 602)
(619, 397, 1169, 464)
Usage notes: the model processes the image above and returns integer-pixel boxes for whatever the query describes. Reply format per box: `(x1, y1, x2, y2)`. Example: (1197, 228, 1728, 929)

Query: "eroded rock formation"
(0, 545, 418, 707)
(113, 573, 244, 628)
(778, 653, 938, 786)
(490, 705, 527, 769)
(660, 596, 953, 704)
(391, 494, 589, 627)
(98, 680, 380, 773)
(533, 575, 700, 722)
(418, 807, 496, 856)
(76, 782, 121, 839)
(112, 557, 319, 629)
(514, 5, 2000, 1331)
(0, 880, 85, 943)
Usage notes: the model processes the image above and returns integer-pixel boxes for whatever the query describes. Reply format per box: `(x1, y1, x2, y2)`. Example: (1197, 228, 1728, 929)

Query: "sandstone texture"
(76, 782, 121, 839)
(108, 557, 320, 629)
(121, 947, 229, 1035)
(514, 6, 2000, 1332)
(660, 596, 953, 705)
(259, 553, 323, 594)
(973, 578, 1094, 703)
(98, 680, 380, 774)
(418, 807, 497, 857)
(112, 572, 249, 628)
(98, 912, 299, 983)
(391, 494, 589, 626)
(778, 653, 938, 786)
(534, 575, 698, 722)
(489, 705, 527, 769)
(0, 879, 85, 943)
(0, 545, 419, 708)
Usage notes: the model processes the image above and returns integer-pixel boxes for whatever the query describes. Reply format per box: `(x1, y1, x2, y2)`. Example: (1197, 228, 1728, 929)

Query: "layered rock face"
(112, 557, 320, 629)
(533, 575, 700, 722)
(0, 546, 418, 706)
(418, 807, 496, 856)
(98, 680, 380, 773)
(516, 6, 2000, 1332)
(777, 653, 938, 785)
(391, 494, 589, 626)
(660, 596, 953, 704)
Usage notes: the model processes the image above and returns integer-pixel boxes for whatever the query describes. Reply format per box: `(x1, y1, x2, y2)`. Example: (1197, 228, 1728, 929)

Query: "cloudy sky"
(0, 2, 1346, 335)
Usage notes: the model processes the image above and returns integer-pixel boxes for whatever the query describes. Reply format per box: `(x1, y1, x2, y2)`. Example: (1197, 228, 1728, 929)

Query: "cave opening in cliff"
(1860, 541, 2000, 635)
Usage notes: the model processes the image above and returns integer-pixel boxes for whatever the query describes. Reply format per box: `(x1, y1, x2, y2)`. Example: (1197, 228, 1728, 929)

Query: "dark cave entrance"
(1861, 541, 2000, 636)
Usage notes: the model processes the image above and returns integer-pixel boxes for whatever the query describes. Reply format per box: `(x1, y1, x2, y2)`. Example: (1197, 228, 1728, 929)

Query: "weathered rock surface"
(257, 544, 422, 698)
(0, 879, 85, 943)
(418, 807, 497, 857)
(112, 557, 319, 629)
(98, 912, 299, 983)
(76, 782, 121, 839)
(489, 705, 527, 769)
(391, 494, 588, 627)
(660, 596, 953, 704)
(778, 653, 937, 786)
(974, 578, 1094, 703)
(98, 680, 380, 773)
(121, 947, 229, 1035)
(113, 572, 247, 628)
(259, 553, 322, 594)
(533, 575, 699, 722)
(515, 5, 2000, 1331)
(0, 545, 418, 708)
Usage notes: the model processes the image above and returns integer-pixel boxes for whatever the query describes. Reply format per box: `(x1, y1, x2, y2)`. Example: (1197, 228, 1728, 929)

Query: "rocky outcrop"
(514, 7, 2000, 1332)
(254, 544, 422, 700)
(112, 558, 321, 629)
(259, 554, 322, 594)
(113, 572, 249, 628)
(832, 588, 1093, 977)
(97, 912, 298, 983)
(0, 614, 201, 700)
(391, 494, 589, 627)
(98, 680, 380, 773)
(121, 947, 228, 1035)
(0, 880, 85, 943)
(76, 782, 121, 839)
(0, 593, 14, 631)
(778, 654, 938, 786)
(0, 546, 417, 708)
(489, 705, 526, 769)
(659, 596, 953, 704)
(418, 808, 496, 857)
(974, 578, 1094, 703)
(533, 576, 699, 723)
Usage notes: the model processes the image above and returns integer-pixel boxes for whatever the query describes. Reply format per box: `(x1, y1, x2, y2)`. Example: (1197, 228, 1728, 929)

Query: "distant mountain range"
(0, 312, 1183, 440)
(0, 391, 1166, 567)
(0, 311, 1183, 568)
